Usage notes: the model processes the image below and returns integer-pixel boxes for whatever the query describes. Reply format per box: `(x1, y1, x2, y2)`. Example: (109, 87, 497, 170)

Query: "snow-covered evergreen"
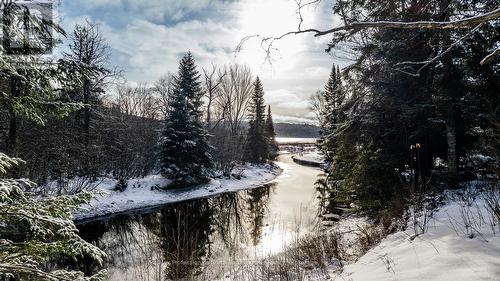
(265, 105, 279, 159)
(0, 154, 106, 280)
(245, 77, 269, 163)
(158, 52, 214, 188)
(318, 64, 344, 161)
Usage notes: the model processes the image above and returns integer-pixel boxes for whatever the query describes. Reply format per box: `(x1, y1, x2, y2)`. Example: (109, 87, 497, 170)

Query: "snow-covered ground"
(292, 151, 325, 165)
(73, 163, 282, 221)
(276, 137, 317, 144)
(332, 183, 500, 281)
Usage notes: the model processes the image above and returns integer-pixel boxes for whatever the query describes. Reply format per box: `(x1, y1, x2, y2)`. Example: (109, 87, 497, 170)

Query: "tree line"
(0, 20, 279, 192)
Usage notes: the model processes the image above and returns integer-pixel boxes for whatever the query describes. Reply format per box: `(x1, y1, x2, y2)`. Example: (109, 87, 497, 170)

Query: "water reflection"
(245, 185, 271, 246)
(77, 155, 322, 280)
(78, 185, 275, 280)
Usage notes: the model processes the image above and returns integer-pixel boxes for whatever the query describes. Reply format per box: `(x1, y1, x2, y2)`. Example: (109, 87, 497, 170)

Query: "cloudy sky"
(58, 0, 348, 124)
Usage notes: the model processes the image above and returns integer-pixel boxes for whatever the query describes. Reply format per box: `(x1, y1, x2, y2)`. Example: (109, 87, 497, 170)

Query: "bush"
(114, 177, 128, 192)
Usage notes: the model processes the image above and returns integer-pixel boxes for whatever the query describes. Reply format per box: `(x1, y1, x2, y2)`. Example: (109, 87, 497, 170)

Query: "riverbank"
(333, 182, 500, 280)
(291, 151, 325, 167)
(73, 163, 282, 221)
(219, 181, 500, 281)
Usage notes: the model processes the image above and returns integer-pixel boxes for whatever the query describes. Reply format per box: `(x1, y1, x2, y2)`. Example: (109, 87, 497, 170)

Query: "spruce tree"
(245, 77, 268, 163)
(265, 105, 279, 160)
(158, 52, 213, 187)
(319, 64, 344, 160)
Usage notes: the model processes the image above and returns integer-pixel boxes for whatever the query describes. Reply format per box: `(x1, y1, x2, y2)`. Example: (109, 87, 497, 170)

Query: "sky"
(57, 0, 348, 124)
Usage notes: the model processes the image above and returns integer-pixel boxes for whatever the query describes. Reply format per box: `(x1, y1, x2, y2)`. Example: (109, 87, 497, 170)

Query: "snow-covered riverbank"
(73, 163, 282, 221)
(331, 182, 500, 280)
(218, 181, 500, 281)
(291, 151, 325, 167)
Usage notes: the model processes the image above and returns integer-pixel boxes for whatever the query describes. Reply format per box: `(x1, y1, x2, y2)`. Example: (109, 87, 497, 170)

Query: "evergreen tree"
(265, 105, 279, 159)
(158, 52, 213, 187)
(0, 5, 106, 280)
(245, 77, 268, 163)
(319, 64, 344, 161)
(318, 0, 498, 214)
(0, 155, 106, 280)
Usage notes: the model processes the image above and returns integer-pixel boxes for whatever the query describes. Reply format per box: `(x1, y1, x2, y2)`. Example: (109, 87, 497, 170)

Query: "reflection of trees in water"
(211, 192, 246, 258)
(245, 184, 272, 246)
(159, 199, 213, 280)
(78, 214, 164, 281)
(76, 185, 276, 280)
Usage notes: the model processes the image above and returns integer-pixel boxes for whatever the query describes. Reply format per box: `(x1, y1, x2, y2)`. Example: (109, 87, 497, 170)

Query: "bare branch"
(393, 24, 484, 76)
(314, 7, 500, 36)
(294, 0, 321, 31)
(480, 48, 500, 65)
(242, 7, 499, 47)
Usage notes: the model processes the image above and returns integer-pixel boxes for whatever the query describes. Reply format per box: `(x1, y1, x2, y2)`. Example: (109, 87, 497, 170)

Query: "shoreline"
(73, 163, 283, 223)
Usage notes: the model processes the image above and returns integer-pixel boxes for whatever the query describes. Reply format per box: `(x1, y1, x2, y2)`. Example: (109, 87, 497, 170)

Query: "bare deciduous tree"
(202, 63, 226, 129)
(114, 83, 160, 119)
(216, 64, 253, 135)
(154, 74, 174, 119)
(309, 90, 325, 125)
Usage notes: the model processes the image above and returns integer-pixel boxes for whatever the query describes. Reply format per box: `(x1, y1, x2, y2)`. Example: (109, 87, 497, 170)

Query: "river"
(76, 153, 323, 280)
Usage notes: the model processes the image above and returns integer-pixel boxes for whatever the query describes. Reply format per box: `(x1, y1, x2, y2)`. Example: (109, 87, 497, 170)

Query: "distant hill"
(274, 123, 320, 138)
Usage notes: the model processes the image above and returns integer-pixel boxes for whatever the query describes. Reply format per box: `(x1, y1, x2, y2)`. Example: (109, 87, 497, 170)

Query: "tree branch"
(248, 7, 499, 44)
(314, 7, 499, 36)
(480, 47, 500, 65)
(392, 24, 484, 76)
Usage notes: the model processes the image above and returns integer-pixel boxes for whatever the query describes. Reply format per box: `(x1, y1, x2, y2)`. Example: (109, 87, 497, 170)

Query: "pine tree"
(319, 64, 344, 161)
(158, 52, 213, 187)
(245, 77, 268, 163)
(265, 105, 279, 160)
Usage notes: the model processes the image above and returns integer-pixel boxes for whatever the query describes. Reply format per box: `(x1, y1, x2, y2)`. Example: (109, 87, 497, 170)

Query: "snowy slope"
(334, 185, 500, 281)
(73, 163, 281, 221)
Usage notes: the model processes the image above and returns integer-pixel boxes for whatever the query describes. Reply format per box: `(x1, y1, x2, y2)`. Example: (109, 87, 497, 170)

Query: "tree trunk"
(439, 0, 459, 186)
(446, 113, 458, 186)
(83, 78, 91, 146)
(6, 78, 18, 154)
(7, 111, 17, 153)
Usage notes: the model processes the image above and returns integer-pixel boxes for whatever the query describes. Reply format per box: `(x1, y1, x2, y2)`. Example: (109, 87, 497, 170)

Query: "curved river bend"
(77, 154, 322, 280)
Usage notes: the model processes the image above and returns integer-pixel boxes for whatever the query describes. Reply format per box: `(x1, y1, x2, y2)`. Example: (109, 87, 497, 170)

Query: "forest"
(0, 0, 499, 280)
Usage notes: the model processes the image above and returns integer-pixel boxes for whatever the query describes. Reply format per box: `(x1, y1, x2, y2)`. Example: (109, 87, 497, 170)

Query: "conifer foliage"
(158, 53, 213, 187)
(265, 105, 279, 159)
(245, 77, 278, 163)
(316, 0, 498, 214)
(0, 4, 106, 280)
(0, 154, 106, 280)
(319, 64, 344, 161)
(245, 77, 268, 163)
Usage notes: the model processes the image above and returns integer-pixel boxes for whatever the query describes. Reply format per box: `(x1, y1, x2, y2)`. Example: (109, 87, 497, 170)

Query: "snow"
(276, 137, 317, 144)
(73, 164, 282, 221)
(292, 151, 325, 165)
(332, 183, 500, 281)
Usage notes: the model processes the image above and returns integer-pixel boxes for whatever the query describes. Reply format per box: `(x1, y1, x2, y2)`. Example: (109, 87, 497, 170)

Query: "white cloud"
(273, 115, 316, 125)
(60, 0, 343, 123)
(265, 89, 310, 110)
(84, 0, 220, 22)
(86, 0, 121, 8)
